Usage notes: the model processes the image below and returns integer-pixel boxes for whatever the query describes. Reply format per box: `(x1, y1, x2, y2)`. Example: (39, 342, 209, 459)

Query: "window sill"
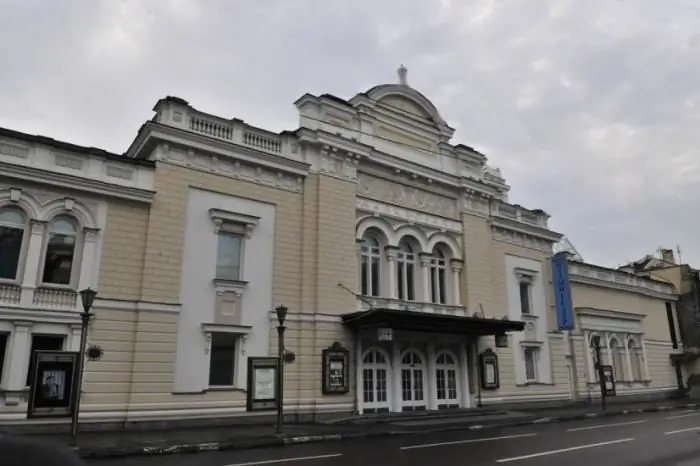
(212, 279, 248, 295)
(206, 386, 246, 393)
(517, 381, 554, 387)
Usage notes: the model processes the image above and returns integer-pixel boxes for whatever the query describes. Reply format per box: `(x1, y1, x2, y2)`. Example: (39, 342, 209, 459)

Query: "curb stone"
(74, 403, 700, 459)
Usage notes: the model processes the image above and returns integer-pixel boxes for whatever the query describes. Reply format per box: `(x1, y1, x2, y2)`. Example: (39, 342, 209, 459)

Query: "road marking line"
(666, 412, 700, 420)
(567, 420, 648, 432)
(665, 426, 700, 435)
(495, 438, 635, 463)
(223, 453, 344, 466)
(400, 433, 537, 450)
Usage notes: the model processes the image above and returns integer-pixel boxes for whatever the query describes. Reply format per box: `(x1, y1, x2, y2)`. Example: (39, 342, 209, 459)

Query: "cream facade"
(0, 70, 685, 424)
(0, 127, 156, 422)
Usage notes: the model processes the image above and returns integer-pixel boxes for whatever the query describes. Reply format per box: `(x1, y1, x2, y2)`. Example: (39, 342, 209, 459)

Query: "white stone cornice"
(0, 160, 155, 204)
(491, 226, 553, 253)
(568, 262, 677, 299)
(356, 197, 462, 232)
(157, 144, 304, 193)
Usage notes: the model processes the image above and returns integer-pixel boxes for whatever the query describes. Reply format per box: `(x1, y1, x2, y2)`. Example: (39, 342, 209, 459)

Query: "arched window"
(396, 239, 416, 301)
(360, 235, 381, 297)
(0, 207, 26, 280)
(42, 216, 78, 286)
(628, 338, 645, 381)
(430, 247, 448, 304)
(609, 337, 625, 381)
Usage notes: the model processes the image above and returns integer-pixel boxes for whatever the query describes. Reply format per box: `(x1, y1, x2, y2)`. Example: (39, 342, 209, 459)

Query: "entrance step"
(321, 407, 507, 425)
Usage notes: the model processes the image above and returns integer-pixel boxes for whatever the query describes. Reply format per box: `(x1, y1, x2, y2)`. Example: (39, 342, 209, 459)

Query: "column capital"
(385, 245, 398, 261)
(29, 219, 47, 235)
(83, 227, 101, 243)
(418, 252, 432, 267)
(450, 258, 464, 272)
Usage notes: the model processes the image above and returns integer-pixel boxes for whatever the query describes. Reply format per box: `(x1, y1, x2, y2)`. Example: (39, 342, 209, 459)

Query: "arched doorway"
(400, 350, 427, 410)
(362, 348, 390, 411)
(435, 351, 459, 408)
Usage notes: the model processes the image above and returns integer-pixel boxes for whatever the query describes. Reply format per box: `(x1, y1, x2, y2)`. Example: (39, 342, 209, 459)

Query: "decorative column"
(2, 321, 33, 400)
(77, 228, 100, 292)
(458, 341, 471, 408)
(419, 253, 432, 304)
(385, 246, 398, 300)
(604, 332, 614, 366)
(450, 259, 464, 306)
(427, 343, 438, 410)
(640, 336, 651, 381)
(19, 220, 47, 307)
(391, 341, 402, 412)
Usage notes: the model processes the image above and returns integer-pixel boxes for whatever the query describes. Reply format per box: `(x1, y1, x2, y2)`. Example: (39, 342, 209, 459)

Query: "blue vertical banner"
(551, 252, 574, 330)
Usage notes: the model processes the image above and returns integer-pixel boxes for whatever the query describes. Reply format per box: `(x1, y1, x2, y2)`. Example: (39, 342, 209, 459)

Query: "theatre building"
(120, 67, 567, 420)
(0, 69, 684, 424)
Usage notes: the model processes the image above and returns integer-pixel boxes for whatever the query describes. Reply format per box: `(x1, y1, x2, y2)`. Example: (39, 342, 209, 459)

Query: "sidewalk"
(9, 399, 699, 459)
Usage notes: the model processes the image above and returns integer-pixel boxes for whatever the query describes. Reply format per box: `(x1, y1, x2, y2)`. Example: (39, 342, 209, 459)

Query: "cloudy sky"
(1, 0, 699, 267)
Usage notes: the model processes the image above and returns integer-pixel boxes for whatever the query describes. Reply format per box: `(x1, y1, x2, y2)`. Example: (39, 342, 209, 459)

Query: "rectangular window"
(216, 233, 243, 281)
(26, 334, 64, 386)
(0, 333, 7, 385)
(519, 282, 531, 315)
(524, 347, 538, 381)
(208, 332, 237, 386)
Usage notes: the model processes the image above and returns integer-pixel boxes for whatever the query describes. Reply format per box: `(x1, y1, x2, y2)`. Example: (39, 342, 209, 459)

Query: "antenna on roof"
(677, 245, 683, 265)
(397, 64, 408, 86)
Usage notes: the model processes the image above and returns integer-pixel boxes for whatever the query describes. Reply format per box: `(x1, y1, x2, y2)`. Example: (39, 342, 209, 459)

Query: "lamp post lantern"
(275, 305, 288, 434)
(71, 288, 98, 437)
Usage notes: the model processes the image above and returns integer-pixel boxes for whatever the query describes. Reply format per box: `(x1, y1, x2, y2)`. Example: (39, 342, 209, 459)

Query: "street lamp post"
(593, 338, 606, 412)
(275, 305, 288, 434)
(71, 288, 98, 438)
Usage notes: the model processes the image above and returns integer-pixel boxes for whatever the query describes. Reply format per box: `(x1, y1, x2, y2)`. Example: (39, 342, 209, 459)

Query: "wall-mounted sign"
(495, 334, 509, 348)
(322, 342, 350, 395)
(246, 357, 279, 411)
(600, 364, 616, 397)
(479, 348, 500, 390)
(551, 252, 574, 331)
(27, 351, 80, 419)
(377, 328, 392, 341)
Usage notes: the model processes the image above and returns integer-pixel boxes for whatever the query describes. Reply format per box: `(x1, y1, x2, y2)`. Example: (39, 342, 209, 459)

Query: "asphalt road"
(88, 409, 700, 466)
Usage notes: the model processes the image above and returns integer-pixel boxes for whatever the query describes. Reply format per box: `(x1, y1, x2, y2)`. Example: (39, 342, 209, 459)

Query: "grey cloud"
(1, 0, 699, 267)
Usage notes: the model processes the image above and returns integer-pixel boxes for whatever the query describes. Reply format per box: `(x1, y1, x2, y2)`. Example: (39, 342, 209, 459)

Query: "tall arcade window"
(396, 239, 416, 301)
(628, 338, 645, 381)
(41, 216, 78, 286)
(430, 247, 448, 304)
(0, 208, 26, 280)
(361, 235, 381, 297)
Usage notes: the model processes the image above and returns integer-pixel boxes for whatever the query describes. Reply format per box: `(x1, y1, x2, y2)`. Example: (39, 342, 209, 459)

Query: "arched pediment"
(363, 85, 446, 127)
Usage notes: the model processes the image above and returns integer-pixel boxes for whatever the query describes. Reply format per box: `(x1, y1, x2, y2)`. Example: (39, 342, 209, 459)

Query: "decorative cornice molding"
(575, 307, 646, 322)
(492, 226, 553, 253)
(158, 145, 304, 193)
(568, 263, 677, 299)
(0, 160, 155, 204)
(356, 197, 462, 232)
(357, 173, 458, 218)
